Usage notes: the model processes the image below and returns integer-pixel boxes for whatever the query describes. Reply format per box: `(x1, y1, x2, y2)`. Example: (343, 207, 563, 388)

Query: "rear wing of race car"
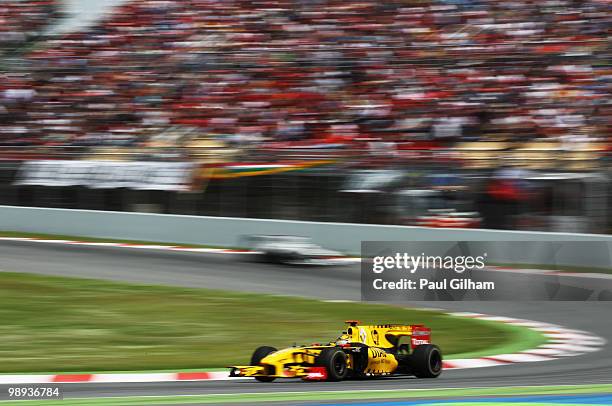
(385, 323, 432, 348)
(410, 325, 432, 348)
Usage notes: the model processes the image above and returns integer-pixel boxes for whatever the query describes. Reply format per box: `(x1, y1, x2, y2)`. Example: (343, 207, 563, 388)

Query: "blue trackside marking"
(309, 393, 612, 406)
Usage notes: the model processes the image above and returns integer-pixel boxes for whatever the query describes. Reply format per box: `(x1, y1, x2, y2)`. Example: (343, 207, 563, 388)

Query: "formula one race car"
(240, 235, 345, 265)
(229, 321, 442, 382)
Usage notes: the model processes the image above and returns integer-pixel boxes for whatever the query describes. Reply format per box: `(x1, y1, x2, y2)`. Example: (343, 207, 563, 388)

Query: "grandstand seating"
(0, 1, 59, 51)
(0, 0, 609, 168)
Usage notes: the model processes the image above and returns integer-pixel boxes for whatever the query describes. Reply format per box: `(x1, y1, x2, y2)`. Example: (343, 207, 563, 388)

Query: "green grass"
(0, 272, 542, 373)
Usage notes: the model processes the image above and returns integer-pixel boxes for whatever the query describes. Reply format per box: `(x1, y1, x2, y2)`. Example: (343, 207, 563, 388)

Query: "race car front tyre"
(411, 344, 442, 378)
(251, 346, 277, 382)
(316, 348, 348, 381)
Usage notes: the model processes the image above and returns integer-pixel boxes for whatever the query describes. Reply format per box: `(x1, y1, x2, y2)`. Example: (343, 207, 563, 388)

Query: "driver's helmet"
(335, 334, 350, 345)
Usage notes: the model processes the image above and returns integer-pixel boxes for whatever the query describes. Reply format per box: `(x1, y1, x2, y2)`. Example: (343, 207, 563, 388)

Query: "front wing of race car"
(229, 365, 329, 380)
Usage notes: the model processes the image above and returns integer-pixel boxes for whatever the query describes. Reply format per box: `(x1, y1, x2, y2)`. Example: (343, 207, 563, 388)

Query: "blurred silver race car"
(240, 235, 346, 265)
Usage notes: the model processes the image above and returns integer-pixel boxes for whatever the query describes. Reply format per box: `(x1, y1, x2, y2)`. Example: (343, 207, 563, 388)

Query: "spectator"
(0, 0, 608, 155)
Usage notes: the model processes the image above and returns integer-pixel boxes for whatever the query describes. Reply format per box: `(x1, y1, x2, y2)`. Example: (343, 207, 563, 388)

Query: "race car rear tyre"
(411, 344, 442, 378)
(251, 346, 277, 382)
(316, 348, 348, 381)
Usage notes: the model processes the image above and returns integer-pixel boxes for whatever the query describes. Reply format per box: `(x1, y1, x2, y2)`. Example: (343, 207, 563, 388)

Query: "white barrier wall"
(1, 206, 611, 264)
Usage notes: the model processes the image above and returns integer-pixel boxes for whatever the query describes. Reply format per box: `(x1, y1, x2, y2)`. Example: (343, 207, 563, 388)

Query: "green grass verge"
(445, 316, 545, 360)
(8, 317, 545, 375)
(0, 272, 543, 373)
(1, 384, 611, 406)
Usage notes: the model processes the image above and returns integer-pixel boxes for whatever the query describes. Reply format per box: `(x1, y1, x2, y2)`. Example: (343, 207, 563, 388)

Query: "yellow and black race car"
(229, 320, 442, 382)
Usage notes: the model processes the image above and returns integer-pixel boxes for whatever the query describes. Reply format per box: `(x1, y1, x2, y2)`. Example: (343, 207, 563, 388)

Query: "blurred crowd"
(0, 0, 59, 52)
(0, 0, 610, 150)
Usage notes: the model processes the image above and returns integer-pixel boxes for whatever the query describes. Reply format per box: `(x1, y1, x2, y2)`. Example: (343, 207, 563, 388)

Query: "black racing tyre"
(251, 346, 277, 382)
(411, 344, 442, 378)
(316, 348, 348, 381)
(348, 343, 369, 378)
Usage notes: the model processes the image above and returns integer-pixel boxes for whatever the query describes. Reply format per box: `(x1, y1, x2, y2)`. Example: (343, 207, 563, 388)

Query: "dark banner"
(361, 241, 612, 301)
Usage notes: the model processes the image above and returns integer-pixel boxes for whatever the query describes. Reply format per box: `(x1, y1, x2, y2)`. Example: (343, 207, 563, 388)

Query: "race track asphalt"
(1, 240, 612, 402)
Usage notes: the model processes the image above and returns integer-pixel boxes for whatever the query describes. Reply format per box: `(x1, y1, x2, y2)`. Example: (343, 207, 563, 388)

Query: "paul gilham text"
(373, 278, 495, 291)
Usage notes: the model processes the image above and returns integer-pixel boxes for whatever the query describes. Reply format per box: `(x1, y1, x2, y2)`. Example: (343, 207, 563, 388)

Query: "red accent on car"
(304, 366, 328, 381)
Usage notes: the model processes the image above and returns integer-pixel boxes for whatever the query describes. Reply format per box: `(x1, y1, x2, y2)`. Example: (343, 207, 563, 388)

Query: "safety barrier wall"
(1, 205, 611, 267)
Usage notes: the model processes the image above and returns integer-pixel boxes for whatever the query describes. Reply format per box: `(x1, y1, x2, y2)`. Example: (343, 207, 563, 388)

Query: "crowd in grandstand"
(0, 0, 59, 52)
(0, 0, 610, 150)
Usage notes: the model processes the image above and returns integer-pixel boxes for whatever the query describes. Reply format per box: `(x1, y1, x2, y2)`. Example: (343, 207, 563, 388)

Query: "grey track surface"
(1, 240, 612, 403)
